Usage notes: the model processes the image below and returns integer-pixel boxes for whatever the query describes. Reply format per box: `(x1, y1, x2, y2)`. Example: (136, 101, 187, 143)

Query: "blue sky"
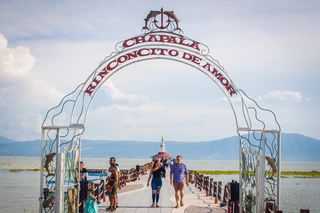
(0, 0, 319, 142)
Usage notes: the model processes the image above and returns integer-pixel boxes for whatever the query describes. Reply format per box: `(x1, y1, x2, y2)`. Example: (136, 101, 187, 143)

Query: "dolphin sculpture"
(142, 9, 161, 30)
(265, 156, 277, 180)
(163, 10, 181, 31)
(43, 194, 55, 209)
(44, 153, 56, 177)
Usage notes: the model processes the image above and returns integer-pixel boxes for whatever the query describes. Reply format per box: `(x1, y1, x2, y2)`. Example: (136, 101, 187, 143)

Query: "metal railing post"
(55, 129, 65, 213)
(39, 128, 45, 213)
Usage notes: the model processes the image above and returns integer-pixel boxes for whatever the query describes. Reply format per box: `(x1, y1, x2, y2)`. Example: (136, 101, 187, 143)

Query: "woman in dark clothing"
(147, 159, 165, 207)
(107, 163, 118, 212)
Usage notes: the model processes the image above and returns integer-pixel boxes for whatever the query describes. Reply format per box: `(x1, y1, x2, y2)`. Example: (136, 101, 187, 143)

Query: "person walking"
(169, 159, 173, 168)
(136, 164, 140, 179)
(162, 159, 166, 178)
(170, 155, 189, 208)
(147, 159, 165, 207)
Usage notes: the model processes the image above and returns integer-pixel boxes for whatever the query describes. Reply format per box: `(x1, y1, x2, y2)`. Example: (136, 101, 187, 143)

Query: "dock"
(97, 170, 227, 213)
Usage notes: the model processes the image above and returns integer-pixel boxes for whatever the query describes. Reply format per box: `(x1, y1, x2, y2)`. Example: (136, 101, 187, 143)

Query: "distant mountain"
(0, 139, 41, 156)
(0, 133, 319, 161)
(280, 133, 320, 161)
(0, 136, 18, 145)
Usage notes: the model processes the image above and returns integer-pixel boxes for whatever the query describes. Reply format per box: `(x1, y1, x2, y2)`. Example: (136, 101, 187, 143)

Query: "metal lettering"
(137, 48, 150, 56)
(106, 60, 118, 71)
(85, 47, 236, 97)
(122, 35, 200, 51)
(122, 38, 135, 48)
(168, 49, 179, 56)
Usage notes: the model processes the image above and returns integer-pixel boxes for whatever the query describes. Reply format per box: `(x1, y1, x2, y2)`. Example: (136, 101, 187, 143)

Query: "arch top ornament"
(142, 7, 182, 33)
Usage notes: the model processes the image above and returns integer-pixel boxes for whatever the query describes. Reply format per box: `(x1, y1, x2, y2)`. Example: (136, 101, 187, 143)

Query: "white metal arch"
(40, 19, 281, 213)
(43, 32, 255, 133)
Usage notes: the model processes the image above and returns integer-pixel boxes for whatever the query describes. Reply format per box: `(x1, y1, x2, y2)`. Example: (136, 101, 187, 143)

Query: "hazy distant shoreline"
(1, 133, 320, 162)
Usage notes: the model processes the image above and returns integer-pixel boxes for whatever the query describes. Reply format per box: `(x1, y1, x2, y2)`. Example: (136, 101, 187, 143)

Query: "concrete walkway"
(98, 169, 228, 213)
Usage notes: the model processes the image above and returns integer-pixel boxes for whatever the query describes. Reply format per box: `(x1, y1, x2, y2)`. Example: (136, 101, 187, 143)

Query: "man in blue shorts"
(170, 155, 189, 208)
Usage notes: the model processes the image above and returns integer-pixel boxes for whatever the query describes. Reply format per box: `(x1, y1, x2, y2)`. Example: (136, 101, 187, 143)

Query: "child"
(85, 189, 98, 213)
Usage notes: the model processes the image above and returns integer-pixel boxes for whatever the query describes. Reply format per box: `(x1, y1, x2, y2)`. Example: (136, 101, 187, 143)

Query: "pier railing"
(79, 163, 150, 209)
(189, 170, 310, 213)
(190, 170, 239, 212)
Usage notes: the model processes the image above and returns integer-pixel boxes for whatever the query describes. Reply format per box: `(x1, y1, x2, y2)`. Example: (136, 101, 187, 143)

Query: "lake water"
(0, 156, 319, 213)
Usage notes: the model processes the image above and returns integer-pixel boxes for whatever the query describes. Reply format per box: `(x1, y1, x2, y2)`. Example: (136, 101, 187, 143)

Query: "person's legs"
(152, 190, 156, 201)
(110, 195, 114, 210)
(112, 194, 117, 210)
(179, 189, 184, 206)
(151, 178, 157, 207)
(107, 190, 111, 202)
(112, 183, 118, 209)
(175, 189, 179, 207)
(179, 182, 185, 206)
(173, 183, 179, 208)
(155, 178, 162, 206)
(156, 186, 161, 206)
(106, 191, 112, 210)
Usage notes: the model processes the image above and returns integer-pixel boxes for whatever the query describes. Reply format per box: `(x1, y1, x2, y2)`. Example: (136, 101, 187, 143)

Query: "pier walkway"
(97, 170, 227, 213)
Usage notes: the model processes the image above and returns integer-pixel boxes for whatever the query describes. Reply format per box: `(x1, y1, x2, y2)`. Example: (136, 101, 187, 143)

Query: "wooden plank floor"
(98, 169, 228, 213)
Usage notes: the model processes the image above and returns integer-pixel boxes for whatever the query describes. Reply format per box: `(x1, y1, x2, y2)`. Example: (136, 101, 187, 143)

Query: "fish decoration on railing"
(44, 153, 56, 177)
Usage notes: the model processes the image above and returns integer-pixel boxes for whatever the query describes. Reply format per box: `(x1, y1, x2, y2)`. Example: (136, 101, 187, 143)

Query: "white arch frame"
(39, 28, 281, 213)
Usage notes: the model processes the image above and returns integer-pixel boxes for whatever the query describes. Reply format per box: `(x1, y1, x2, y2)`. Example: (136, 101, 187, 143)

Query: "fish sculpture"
(43, 194, 55, 209)
(246, 190, 253, 213)
(44, 153, 56, 177)
(142, 9, 161, 30)
(265, 156, 277, 180)
(163, 10, 181, 31)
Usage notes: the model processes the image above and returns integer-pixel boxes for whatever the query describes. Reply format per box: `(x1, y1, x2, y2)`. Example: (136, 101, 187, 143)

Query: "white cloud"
(18, 112, 43, 135)
(19, 78, 63, 106)
(92, 104, 140, 115)
(0, 34, 66, 140)
(101, 81, 148, 104)
(0, 34, 35, 79)
(0, 112, 43, 141)
(86, 100, 236, 141)
(0, 87, 16, 105)
(258, 90, 303, 103)
(216, 96, 242, 103)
